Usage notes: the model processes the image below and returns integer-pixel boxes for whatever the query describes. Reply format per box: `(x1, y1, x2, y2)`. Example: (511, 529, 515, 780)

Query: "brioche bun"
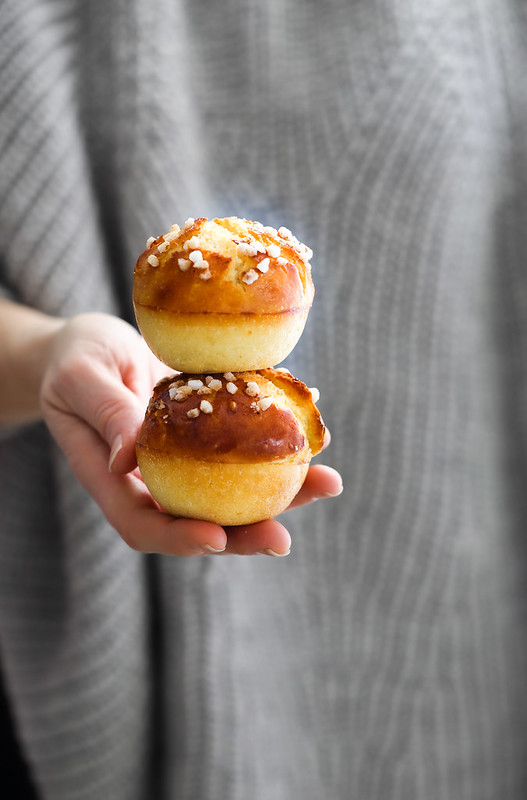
(136, 368, 325, 526)
(133, 217, 314, 372)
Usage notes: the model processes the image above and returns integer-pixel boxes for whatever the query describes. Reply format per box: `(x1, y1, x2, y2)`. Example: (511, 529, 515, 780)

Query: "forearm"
(0, 298, 65, 424)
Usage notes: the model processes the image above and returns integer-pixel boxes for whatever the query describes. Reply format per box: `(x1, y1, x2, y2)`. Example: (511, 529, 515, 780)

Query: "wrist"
(0, 300, 65, 424)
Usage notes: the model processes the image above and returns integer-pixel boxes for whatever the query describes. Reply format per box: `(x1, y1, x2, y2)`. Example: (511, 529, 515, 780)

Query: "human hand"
(41, 313, 342, 557)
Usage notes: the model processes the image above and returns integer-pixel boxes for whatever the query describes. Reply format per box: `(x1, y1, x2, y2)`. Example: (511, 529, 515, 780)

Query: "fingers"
(40, 314, 342, 557)
(107, 348, 174, 473)
(223, 519, 292, 556)
(41, 332, 148, 475)
(108, 470, 292, 556)
(218, 466, 342, 555)
(106, 476, 228, 556)
(47, 409, 229, 555)
(45, 402, 295, 557)
(285, 464, 343, 510)
(48, 368, 143, 474)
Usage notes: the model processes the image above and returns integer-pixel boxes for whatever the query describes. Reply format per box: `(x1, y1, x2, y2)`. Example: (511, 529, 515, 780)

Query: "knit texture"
(2, 1, 527, 798)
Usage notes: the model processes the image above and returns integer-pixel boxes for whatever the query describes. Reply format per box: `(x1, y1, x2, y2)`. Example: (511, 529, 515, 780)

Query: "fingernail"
(258, 548, 291, 557)
(108, 434, 123, 472)
(323, 484, 343, 498)
(202, 544, 227, 554)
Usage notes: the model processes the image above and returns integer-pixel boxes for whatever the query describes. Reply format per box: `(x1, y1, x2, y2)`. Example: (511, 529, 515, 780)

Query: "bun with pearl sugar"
(136, 368, 325, 526)
(133, 216, 314, 372)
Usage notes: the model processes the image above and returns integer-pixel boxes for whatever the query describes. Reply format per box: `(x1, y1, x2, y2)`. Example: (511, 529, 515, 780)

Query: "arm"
(0, 299, 65, 424)
(0, 299, 342, 556)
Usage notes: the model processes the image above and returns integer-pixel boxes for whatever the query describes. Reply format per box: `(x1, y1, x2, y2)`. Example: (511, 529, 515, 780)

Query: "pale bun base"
(136, 446, 309, 525)
(134, 304, 309, 372)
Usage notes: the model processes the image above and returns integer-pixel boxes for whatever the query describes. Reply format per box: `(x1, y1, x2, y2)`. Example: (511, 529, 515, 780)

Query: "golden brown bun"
(133, 217, 314, 372)
(136, 368, 325, 525)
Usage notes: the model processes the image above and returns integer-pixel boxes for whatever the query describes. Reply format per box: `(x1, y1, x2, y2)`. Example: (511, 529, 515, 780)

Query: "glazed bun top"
(137, 368, 325, 464)
(133, 217, 314, 315)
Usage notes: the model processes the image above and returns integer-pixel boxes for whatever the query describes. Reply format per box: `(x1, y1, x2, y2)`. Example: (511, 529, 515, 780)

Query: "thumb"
(85, 380, 145, 475)
(43, 358, 146, 475)
(106, 398, 145, 474)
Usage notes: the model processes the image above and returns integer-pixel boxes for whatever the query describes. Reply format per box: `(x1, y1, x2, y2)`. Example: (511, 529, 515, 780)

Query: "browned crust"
(133, 302, 309, 318)
(133, 217, 314, 315)
(136, 369, 325, 464)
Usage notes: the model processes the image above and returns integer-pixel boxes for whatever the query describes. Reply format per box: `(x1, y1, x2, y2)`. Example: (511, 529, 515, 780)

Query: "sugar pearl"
(266, 244, 280, 258)
(242, 269, 259, 285)
(245, 381, 260, 397)
(309, 387, 320, 403)
(237, 242, 258, 257)
(184, 236, 201, 251)
(257, 397, 273, 411)
(170, 385, 192, 401)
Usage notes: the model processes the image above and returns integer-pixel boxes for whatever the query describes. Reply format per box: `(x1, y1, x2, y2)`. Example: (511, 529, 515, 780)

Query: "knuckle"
(47, 352, 88, 397)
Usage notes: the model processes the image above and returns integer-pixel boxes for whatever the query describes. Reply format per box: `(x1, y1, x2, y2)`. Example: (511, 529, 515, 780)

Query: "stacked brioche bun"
(134, 216, 324, 525)
(133, 216, 314, 372)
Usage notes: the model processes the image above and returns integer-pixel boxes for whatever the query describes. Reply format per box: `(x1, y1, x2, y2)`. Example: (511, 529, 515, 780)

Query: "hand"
(41, 313, 342, 557)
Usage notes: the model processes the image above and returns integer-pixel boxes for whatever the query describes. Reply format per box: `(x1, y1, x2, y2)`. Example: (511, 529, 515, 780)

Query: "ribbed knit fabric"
(2, 1, 527, 798)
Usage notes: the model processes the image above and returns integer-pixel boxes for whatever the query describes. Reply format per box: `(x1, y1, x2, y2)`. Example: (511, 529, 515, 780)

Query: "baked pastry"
(133, 216, 314, 372)
(136, 368, 325, 525)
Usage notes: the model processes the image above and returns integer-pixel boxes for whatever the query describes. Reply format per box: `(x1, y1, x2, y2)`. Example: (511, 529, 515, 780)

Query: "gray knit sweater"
(2, 1, 527, 798)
